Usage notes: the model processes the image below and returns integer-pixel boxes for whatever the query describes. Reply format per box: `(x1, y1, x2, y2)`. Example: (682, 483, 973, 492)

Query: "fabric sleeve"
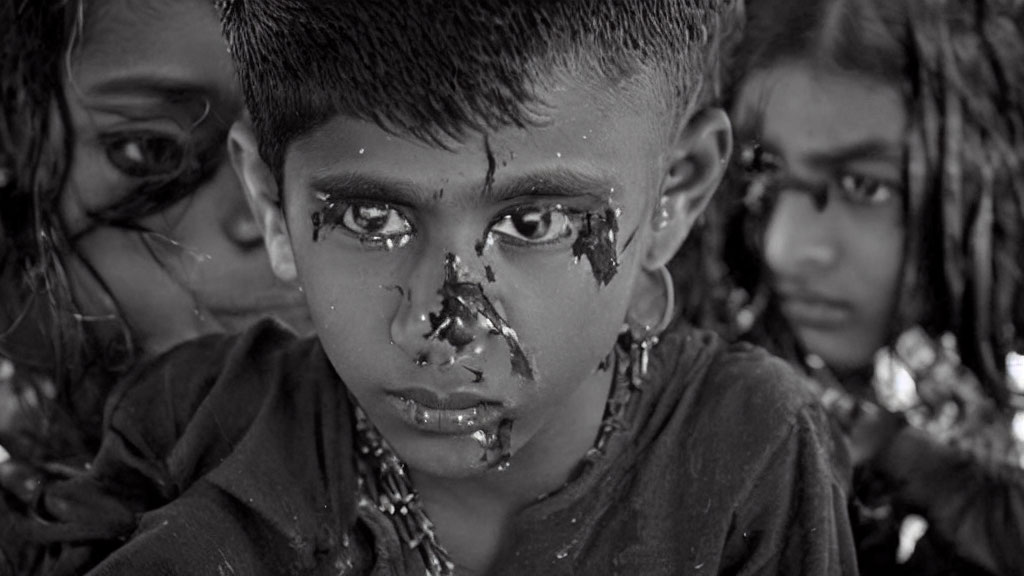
(871, 425, 1024, 575)
(84, 482, 278, 576)
(721, 404, 860, 576)
(32, 320, 299, 575)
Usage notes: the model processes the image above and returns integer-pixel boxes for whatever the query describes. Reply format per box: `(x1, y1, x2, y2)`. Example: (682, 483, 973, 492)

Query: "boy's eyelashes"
(489, 205, 577, 247)
(309, 196, 583, 250)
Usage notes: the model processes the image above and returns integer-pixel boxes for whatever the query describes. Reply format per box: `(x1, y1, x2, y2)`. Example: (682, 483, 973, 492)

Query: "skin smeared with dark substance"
(472, 418, 514, 471)
(426, 253, 534, 380)
(311, 192, 411, 250)
(463, 366, 485, 383)
(571, 207, 621, 286)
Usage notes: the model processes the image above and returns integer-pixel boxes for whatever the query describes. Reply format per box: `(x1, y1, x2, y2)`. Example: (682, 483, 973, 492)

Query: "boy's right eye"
(313, 198, 414, 247)
(340, 203, 412, 237)
(100, 131, 187, 179)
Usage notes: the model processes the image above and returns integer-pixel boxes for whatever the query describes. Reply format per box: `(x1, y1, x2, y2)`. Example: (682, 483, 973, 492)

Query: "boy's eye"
(340, 203, 412, 238)
(491, 207, 574, 245)
(837, 173, 900, 206)
(101, 132, 186, 178)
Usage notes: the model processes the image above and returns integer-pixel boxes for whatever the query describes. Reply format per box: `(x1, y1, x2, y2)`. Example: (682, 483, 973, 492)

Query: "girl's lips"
(386, 389, 504, 434)
(779, 295, 852, 328)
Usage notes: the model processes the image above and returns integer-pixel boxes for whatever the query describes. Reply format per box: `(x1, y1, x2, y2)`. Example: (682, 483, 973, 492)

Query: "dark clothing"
(38, 319, 857, 575)
(854, 425, 1024, 576)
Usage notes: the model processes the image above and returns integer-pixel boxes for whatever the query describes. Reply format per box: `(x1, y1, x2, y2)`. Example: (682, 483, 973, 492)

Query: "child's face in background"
(733, 62, 906, 372)
(59, 0, 312, 355)
(270, 83, 679, 478)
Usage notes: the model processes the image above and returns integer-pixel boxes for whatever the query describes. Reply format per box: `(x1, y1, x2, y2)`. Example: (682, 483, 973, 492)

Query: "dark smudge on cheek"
(482, 135, 497, 198)
(463, 366, 485, 383)
(426, 253, 534, 380)
(620, 225, 639, 253)
(472, 418, 513, 471)
(571, 207, 621, 286)
(484, 265, 496, 283)
(311, 212, 324, 242)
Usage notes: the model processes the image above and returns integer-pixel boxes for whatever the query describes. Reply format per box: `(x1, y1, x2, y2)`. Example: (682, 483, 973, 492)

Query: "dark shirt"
(39, 319, 858, 575)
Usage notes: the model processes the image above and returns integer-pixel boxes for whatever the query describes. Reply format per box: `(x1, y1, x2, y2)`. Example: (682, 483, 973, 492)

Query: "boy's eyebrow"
(488, 168, 617, 203)
(308, 168, 617, 206)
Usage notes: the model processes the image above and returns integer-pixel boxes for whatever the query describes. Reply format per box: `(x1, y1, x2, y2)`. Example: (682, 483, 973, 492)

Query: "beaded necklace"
(352, 334, 647, 576)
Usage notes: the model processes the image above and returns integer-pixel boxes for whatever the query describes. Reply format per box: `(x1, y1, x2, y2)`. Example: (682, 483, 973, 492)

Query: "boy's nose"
(763, 190, 840, 278)
(389, 249, 497, 368)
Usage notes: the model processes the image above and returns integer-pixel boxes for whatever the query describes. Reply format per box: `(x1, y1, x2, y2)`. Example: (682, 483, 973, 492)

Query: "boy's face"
(240, 81, 725, 478)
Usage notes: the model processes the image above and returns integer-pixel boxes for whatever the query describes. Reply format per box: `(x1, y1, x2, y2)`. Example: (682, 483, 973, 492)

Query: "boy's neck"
(409, 365, 615, 571)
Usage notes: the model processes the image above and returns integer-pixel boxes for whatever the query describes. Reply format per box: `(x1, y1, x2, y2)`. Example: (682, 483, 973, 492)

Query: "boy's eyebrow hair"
(308, 167, 618, 205)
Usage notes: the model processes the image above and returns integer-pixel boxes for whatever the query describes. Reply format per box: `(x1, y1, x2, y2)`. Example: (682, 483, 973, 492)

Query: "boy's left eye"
(491, 206, 574, 245)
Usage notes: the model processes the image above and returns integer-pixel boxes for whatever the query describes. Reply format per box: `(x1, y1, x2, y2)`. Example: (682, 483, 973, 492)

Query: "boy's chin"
(390, 434, 510, 480)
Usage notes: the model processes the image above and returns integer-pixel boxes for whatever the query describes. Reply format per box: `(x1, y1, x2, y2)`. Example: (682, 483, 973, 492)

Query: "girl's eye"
(491, 207, 574, 245)
(101, 132, 186, 178)
(837, 173, 900, 205)
(340, 203, 412, 238)
(738, 141, 781, 175)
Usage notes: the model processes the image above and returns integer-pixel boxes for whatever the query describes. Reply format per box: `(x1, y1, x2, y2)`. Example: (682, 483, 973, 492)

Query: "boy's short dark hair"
(218, 0, 730, 179)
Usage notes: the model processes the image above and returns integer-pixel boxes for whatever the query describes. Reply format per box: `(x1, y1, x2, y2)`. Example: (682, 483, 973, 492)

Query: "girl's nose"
(218, 166, 265, 251)
(763, 190, 840, 278)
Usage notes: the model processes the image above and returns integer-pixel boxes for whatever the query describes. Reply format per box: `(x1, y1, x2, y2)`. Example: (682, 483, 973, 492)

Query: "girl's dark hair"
(1, 0, 227, 454)
(706, 0, 1024, 409)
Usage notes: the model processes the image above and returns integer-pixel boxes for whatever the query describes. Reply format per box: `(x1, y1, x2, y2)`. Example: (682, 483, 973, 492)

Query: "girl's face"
(733, 62, 907, 371)
(60, 0, 312, 354)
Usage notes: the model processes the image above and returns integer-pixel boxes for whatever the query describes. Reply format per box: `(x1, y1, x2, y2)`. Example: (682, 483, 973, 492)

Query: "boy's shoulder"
(641, 323, 850, 491)
(653, 324, 826, 437)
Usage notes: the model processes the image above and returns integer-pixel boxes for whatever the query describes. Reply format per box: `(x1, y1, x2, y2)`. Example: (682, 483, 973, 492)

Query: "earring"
(624, 265, 675, 388)
(653, 198, 671, 230)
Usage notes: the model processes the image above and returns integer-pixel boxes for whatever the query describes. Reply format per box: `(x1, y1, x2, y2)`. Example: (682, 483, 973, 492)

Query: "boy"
(65, 1, 856, 574)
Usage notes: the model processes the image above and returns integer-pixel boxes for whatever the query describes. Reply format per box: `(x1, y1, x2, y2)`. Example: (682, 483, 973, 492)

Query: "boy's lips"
(386, 388, 505, 434)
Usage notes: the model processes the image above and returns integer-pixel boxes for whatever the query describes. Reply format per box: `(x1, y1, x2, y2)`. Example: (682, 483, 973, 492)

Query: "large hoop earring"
(625, 265, 675, 387)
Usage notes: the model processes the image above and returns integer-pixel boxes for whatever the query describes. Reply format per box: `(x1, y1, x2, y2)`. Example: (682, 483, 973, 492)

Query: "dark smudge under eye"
(571, 207, 621, 286)
(426, 253, 534, 380)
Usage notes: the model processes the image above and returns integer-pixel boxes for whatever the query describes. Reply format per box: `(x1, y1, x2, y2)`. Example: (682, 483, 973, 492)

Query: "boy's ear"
(228, 120, 298, 282)
(645, 107, 732, 270)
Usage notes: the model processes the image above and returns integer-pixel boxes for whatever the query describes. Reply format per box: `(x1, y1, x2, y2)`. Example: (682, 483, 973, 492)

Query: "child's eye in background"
(836, 173, 901, 206)
(100, 131, 187, 179)
(340, 203, 413, 239)
(491, 206, 575, 246)
(737, 141, 781, 176)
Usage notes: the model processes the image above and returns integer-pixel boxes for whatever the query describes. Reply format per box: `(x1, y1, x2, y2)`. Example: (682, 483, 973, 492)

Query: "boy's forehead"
(288, 81, 663, 196)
